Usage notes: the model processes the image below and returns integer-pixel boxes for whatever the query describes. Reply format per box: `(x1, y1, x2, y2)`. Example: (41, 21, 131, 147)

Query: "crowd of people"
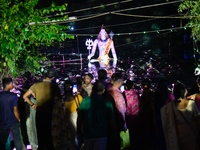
(0, 24, 199, 150)
(1, 67, 200, 150)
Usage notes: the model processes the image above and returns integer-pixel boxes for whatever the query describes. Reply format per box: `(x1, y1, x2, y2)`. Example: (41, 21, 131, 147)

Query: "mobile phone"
(120, 85, 125, 93)
(73, 84, 78, 94)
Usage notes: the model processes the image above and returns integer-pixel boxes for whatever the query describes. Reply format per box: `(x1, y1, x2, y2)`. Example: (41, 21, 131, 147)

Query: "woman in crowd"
(187, 76, 200, 110)
(52, 79, 83, 150)
(161, 81, 200, 150)
(122, 79, 139, 150)
(82, 73, 93, 97)
(154, 78, 174, 150)
(137, 79, 157, 150)
(63, 80, 83, 149)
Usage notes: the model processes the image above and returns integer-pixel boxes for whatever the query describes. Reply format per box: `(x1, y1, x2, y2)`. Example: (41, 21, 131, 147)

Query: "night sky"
(39, 0, 191, 58)
(39, 0, 195, 82)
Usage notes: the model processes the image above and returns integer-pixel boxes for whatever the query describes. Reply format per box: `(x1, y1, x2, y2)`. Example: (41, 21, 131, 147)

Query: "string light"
(46, 0, 134, 17)
(66, 26, 185, 37)
(47, 0, 181, 17)
(115, 31, 174, 48)
(42, 0, 183, 25)
(111, 0, 182, 13)
(70, 18, 158, 31)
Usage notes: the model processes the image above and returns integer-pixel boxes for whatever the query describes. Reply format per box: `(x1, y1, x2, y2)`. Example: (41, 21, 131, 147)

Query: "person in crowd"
(98, 69, 110, 89)
(52, 79, 82, 150)
(135, 79, 157, 150)
(77, 80, 115, 150)
(76, 77, 88, 99)
(122, 79, 139, 149)
(154, 78, 174, 150)
(63, 80, 83, 149)
(187, 76, 200, 110)
(105, 73, 127, 150)
(123, 79, 139, 117)
(161, 81, 200, 150)
(0, 78, 23, 150)
(52, 96, 68, 150)
(26, 97, 38, 150)
(23, 68, 61, 150)
(82, 73, 93, 97)
(98, 69, 107, 81)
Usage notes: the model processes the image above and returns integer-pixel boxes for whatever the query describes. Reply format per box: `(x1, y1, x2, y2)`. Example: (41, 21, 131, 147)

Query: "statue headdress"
(97, 24, 109, 40)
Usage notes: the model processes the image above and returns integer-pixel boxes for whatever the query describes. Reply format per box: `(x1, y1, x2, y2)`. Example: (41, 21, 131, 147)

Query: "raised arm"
(110, 41, 117, 60)
(14, 106, 20, 122)
(88, 39, 98, 59)
(23, 89, 36, 109)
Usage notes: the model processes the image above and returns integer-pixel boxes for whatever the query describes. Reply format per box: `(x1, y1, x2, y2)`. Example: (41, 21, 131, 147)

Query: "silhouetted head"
(111, 73, 123, 88)
(173, 81, 187, 99)
(125, 79, 134, 90)
(2, 78, 14, 90)
(46, 68, 57, 78)
(142, 79, 151, 90)
(92, 80, 105, 95)
(98, 69, 107, 81)
(64, 80, 73, 94)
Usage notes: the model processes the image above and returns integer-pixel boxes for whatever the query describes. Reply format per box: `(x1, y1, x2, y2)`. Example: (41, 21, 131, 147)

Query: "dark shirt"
(78, 94, 115, 139)
(0, 91, 18, 129)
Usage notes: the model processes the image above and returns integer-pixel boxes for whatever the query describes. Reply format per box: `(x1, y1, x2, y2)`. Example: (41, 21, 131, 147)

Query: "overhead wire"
(111, 0, 182, 13)
(46, 0, 134, 17)
(65, 0, 181, 15)
(45, 0, 183, 23)
(29, 12, 109, 25)
(69, 13, 182, 32)
(67, 26, 184, 37)
(115, 31, 173, 48)
(71, 18, 157, 31)
(111, 12, 197, 19)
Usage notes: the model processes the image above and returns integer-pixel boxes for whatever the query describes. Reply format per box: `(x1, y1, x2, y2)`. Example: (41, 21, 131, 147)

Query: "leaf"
(0, 0, 73, 78)
(3, 62, 6, 67)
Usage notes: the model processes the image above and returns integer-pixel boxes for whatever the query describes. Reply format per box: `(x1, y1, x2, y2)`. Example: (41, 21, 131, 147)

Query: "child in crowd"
(82, 73, 94, 97)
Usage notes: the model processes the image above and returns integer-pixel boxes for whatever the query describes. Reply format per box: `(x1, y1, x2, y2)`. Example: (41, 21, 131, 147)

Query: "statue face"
(100, 29, 107, 40)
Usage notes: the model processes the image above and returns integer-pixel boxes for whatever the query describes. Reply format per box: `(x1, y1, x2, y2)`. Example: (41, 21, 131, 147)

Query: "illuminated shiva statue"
(87, 25, 117, 62)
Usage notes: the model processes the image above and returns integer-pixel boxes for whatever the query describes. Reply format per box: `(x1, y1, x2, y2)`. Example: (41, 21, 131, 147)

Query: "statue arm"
(110, 41, 117, 60)
(88, 39, 98, 59)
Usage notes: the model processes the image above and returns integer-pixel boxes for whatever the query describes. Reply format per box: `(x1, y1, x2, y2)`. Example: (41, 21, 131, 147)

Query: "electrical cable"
(46, 0, 182, 20)
(70, 18, 157, 31)
(67, 26, 184, 36)
(111, 12, 197, 19)
(115, 31, 172, 48)
(112, 0, 182, 13)
(69, 13, 182, 32)
(46, 0, 133, 17)
(72, 0, 181, 15)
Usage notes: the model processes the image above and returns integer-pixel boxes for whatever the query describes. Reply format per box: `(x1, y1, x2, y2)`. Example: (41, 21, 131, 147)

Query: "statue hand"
(113, 57, 117, 60)
(87, 55, 91, 60)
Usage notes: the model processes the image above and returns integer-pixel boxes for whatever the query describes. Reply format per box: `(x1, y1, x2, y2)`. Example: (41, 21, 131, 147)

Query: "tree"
(178, 0, 200, 41)
(0, 0, 74, 79)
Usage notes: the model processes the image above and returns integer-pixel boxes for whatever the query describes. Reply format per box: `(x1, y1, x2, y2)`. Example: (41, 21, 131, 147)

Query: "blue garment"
(10, 122, 23, 150)
(0, 91, 22, 150)
(0, 91, 18, 129)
